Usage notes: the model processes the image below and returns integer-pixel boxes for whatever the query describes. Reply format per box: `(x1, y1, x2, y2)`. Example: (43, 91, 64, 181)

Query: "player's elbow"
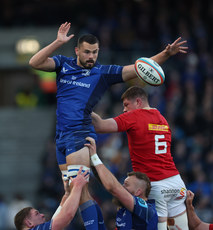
(29, 58, 37, 68)
(29, 56, 43, 69)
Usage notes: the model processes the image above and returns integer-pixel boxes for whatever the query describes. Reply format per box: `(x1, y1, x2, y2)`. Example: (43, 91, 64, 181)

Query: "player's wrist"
(55, 38, 66, 45)
(163, 48, 171, 57)
(91, 153, 103, 166)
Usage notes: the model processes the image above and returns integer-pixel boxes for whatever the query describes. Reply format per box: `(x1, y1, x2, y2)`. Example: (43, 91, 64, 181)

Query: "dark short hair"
(14, 207, 33, 230)
(77, 34, 99, 47)
(121, 86, 148, 102)
(127, 171, 151, 197)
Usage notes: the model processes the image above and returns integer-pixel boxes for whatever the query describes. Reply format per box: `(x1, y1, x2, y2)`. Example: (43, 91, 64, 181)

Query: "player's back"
(115, 108, 179, 181)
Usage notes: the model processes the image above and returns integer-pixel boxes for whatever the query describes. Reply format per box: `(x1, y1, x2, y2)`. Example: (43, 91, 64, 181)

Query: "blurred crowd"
(0, 0, 212, 229)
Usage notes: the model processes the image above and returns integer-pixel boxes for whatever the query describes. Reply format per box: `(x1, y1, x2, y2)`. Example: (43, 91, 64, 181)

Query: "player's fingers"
(179, 46, 188, 49)
(64, 22, 71, 29)
(78, 166, 83, 175)
(61, 22, 68, 28)
(85, 174, 89, 181)
(178, 50, 187, 54)
(172, 37, 182, 44)
(68, 34, 75, 39)
(177, 41, 187, 47)
(82, 169, 89, 176)
(187, 190, 194, 198)
(85, 136, 95, 144)
(84, 143, 90, 148)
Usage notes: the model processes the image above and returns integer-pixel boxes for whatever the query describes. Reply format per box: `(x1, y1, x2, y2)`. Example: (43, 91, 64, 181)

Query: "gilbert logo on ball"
(134, 57, 165, 86)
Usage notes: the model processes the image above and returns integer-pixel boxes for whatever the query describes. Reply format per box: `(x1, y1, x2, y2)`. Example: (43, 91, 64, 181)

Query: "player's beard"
(79, 59, 95, 69)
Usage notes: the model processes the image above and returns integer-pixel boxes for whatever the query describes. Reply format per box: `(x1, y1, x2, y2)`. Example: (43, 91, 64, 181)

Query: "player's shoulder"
(98, 63, 123, 73)
(134, 196, 148, 208)
(142, 108, 165, 118)
(53, 55, 74, 63)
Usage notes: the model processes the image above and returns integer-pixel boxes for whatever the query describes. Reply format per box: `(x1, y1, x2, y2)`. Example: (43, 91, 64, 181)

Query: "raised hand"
(57, 22, 74, 43)
(165, 37, 188, 56)
(186, 190, 195, 206)
(71, 167, 89, 187)
(62, 175, 71, 196)
(84, 137, 97, 157)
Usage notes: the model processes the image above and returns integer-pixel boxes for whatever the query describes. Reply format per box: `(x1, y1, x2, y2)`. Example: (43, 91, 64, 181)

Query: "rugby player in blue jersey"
(85, 137, 158, 230)
(29, 22, 187, 229)
(14, 168, 89, 230)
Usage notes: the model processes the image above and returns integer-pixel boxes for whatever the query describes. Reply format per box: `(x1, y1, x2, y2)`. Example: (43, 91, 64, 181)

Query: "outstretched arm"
(29, 22, 74, 71)
(85, 137, 135, 212)
(186, 190, 210, 230)
(52, 168, 88, 230)
(91, 112, 118, 133)
(52, 176, 71, 219)
(122, 37, 188, 81)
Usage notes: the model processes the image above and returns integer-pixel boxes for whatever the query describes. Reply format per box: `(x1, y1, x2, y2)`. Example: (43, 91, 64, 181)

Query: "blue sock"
(80, 200, 99, 230)
(80, 200, 106, 230)
(95, 202, 106, 230)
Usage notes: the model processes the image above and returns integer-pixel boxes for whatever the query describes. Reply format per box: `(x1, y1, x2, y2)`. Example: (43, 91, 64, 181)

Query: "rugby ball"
(134, 57, 165, 86)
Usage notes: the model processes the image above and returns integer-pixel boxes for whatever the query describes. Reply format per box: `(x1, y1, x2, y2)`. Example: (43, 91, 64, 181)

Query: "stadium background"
(0, 0, 212, 229)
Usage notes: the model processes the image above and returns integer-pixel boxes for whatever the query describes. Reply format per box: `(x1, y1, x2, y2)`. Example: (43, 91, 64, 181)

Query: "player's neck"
(142, 106, 151, 110)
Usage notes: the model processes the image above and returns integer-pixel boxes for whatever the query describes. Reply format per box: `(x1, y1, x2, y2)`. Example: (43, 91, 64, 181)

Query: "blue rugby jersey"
(52, 55, 124, 131)
(30, 220, 52, 230)
(116, 197, 158, 230)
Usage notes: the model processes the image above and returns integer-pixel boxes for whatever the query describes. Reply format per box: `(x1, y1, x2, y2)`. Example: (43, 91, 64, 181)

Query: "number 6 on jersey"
(155, 135, 167, 154)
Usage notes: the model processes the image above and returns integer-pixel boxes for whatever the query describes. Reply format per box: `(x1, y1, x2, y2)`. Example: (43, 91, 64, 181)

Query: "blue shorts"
(55, 125, 97, 165)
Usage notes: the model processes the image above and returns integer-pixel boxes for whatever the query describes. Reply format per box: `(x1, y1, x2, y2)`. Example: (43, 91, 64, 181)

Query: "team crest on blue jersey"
(62, 67, 69, 73)
(82, 69, 91, 76)
(136, 197, 147, 208)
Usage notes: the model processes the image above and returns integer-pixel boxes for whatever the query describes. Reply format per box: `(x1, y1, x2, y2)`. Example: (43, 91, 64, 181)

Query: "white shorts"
(148, 174, 187, 217)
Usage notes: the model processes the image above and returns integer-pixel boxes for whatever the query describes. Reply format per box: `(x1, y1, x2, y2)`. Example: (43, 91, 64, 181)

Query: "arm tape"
(91, 154, 103, 166)
(52, 205, 62, 219)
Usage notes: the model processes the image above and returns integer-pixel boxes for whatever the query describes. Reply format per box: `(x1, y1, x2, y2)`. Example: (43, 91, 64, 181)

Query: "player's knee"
(67, 165, 90, 182)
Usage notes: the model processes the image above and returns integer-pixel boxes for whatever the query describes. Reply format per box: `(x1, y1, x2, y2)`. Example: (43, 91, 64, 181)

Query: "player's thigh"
(56, 128, 96, 167)
(66, 146, 90, 167)
(149, 175, 187, 218)
(148, 182, 168, 217)
(59, 163, 67, 171)
(167, 175, 187, 217)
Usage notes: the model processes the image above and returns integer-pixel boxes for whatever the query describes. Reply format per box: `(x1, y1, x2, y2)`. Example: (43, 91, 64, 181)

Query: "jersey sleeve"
(100, 65, 124, 85)
(30, 220, 52, 230)
(52, 55, 68, 70)
(133, 197, 156, 222)
(114, 111, 136, 132)
(209, 224, 213, 230)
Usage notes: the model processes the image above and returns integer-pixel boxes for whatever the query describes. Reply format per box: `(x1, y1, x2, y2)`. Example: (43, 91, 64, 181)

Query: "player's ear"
(24, 218, 34, 228)
(75, 47, 79, 56)
(136, 98, 142, 107)
(135, 188, 142, 197)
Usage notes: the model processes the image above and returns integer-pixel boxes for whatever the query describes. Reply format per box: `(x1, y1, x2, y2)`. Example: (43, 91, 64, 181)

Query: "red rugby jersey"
(114, 108, 179, 181)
